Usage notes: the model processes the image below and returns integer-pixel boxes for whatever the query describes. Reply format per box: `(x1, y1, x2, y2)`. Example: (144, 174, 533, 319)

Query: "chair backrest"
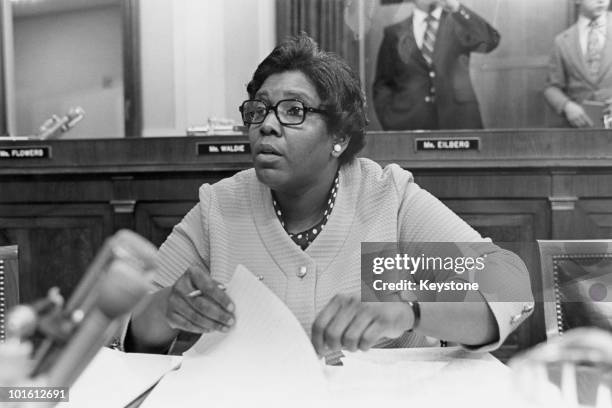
(537, 240, 612, 339)
(0, 245, 19, 343)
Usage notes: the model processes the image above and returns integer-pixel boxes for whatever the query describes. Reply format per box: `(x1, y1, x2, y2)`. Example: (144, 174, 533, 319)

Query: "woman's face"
(248, 70, 336, 193)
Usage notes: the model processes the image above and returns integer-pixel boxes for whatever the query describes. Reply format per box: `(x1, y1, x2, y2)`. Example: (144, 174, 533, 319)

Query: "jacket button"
(429, 71, 435, 78)
(297, 266, 307, 278)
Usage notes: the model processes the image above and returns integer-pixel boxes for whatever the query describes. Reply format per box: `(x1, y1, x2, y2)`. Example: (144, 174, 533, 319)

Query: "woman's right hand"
(166, 264, 235, 333)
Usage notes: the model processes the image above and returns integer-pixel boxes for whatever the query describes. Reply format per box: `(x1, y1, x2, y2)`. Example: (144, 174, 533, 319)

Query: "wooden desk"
(2, 129, 612, 360)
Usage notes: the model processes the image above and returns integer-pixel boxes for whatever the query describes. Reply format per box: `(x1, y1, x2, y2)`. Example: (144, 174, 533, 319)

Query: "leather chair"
(537, 240, 612, 339)
(0, 245, 19, 343)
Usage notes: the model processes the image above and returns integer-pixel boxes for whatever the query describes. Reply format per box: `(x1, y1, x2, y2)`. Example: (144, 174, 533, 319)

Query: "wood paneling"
(441, 200, 550, 360)
(0, 204, 111, 302)
(553, 199, 612, 240)
(275, 0, 360, 73)
(364, 129, 612, 169)
(135, 202, 196, 248)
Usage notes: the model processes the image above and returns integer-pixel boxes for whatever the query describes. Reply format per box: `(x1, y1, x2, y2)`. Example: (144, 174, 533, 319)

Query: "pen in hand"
(187, 283, 226, 298)
(169, 265, 234, 335)
(187, 289, 202, 298)
(185, 283, 234, 333)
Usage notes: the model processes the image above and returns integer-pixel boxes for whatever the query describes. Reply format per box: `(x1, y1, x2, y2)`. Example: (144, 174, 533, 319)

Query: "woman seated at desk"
(125, 35, 534, 356)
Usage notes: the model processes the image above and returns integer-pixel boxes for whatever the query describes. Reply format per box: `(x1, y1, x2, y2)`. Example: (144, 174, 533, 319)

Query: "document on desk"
(140, 264, 521, 408)
(140, 264, 328, 408)
(67, 347, 182, 408)
(325, 348, 516, 406)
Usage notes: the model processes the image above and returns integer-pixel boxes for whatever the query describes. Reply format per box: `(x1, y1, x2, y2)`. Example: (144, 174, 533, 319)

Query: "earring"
(333, 144, 342, 153)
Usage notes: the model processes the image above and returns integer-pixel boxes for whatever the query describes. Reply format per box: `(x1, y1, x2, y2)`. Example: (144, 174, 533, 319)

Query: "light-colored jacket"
(545, 12, 612, 115)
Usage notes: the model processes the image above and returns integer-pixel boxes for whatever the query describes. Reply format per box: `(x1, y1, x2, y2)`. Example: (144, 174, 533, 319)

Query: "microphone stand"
(0, 230, 158, 400)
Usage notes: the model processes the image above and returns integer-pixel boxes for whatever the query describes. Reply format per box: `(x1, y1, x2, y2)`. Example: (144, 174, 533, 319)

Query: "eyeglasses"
(239, 99, 328, 126)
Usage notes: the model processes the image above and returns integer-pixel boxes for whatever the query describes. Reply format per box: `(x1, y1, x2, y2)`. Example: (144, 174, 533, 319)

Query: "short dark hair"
(246, 34, 368, 165)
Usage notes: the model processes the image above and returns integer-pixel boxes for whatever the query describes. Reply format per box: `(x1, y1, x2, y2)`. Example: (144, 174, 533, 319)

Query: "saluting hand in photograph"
(437, 0, 460, 12)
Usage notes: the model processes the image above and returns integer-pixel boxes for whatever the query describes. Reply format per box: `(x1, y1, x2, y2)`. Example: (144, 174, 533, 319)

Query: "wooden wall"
(0, 1, 8, 136)
(467, 0, 574, 128)
(2, 131, 612, 360)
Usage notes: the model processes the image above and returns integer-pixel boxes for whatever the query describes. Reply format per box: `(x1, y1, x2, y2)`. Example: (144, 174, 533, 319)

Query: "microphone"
(6, 288, 64, 340)
(64, 229, 157, 317)
(45, 255, 155, 387)
(30, 230, 158, 384)
(37, 107, 85, 140)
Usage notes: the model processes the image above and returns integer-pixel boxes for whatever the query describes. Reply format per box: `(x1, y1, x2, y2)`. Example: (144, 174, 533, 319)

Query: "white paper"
(67, 347, 181, 408)
(136, 264, 530, 408)
(324, 348, 525, 407)
(141, 264, 328, 408)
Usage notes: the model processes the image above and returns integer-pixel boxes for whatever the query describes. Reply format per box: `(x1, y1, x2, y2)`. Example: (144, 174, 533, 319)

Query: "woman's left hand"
(311, 294, 415, 356)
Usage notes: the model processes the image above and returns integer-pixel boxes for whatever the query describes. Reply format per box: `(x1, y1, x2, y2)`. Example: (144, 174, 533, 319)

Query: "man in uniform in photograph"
(372, 0, 500, 130)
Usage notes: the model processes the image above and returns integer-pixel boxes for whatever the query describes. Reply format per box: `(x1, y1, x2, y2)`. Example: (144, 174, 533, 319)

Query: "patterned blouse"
(272, 173, 340, 250)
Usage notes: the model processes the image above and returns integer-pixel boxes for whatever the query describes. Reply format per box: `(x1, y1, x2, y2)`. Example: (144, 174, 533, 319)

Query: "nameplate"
(0, 146, 52, 160)
(196, 142, 250, 155)
(415, 138, 480, 151)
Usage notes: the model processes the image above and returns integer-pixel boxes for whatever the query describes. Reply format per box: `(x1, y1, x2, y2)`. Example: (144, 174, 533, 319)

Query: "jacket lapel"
(306, 162, 357, 274)
(595, 13, 612, 83)
(432, 10, 449, 63)
(564, 23, 595, 86)
(398, 16, 428, 67)
(250, 176, 308, 279)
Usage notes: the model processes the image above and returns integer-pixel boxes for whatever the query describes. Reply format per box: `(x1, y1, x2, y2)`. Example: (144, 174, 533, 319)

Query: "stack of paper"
(141, 265, 328, 408)
(66, 347, 181, 408)
(140, 265, 523, 408)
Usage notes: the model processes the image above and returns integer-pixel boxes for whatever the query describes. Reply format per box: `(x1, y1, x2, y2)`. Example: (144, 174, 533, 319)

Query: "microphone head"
(97, 259, 154, 318)
(109, 229, 159, 273)
(64, 229, 158, 315)
(95, 230, 159, 318)
(6, 305, 38, 339)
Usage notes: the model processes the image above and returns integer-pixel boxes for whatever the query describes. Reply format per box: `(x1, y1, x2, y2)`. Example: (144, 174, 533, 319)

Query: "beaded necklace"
(272, 173, 339, 250)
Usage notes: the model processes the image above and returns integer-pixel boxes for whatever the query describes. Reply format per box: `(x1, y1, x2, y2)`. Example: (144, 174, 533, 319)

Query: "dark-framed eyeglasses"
(239, 99, 328, 126)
